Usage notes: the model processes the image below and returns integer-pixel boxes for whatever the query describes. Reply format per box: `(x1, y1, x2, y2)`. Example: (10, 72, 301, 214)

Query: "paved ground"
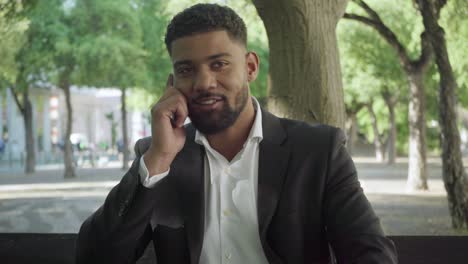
(0, 158, 467, 235)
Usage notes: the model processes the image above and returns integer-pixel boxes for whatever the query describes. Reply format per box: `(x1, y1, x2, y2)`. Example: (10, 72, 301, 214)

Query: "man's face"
(170, 30, 258, 134)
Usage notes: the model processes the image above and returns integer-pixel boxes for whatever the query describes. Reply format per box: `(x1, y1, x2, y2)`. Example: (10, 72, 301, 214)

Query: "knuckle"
(176, 96, 185, 106)
(151, 104, 160, 115)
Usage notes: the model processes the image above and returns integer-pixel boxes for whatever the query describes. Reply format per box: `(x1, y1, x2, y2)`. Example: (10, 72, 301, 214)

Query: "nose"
(193, 68, 216, 93)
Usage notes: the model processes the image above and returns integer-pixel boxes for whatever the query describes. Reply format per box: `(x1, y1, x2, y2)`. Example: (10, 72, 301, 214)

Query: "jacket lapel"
(171, 125, 205, 264)
(257, 110, 290, 238)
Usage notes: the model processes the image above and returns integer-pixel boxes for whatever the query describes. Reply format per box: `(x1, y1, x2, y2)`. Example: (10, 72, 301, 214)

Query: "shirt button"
(224, 167, 231, 174)
(225, 252, 232, 260)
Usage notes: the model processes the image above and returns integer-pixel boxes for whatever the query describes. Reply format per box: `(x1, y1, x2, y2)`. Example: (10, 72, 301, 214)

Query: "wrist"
(143, 149, 175, 176)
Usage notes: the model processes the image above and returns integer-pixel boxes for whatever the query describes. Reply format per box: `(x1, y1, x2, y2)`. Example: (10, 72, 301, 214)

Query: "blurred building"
(0, 86, 151, 166)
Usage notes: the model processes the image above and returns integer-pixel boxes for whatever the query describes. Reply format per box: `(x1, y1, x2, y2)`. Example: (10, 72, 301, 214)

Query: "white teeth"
(199, 99, 216, 105)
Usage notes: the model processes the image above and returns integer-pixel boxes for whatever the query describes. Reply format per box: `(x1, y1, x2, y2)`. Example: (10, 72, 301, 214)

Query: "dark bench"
(1, 233, 467, 263)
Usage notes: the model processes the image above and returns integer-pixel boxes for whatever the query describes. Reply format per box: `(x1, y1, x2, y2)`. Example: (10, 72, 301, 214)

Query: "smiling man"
(76, 4, 397, 264)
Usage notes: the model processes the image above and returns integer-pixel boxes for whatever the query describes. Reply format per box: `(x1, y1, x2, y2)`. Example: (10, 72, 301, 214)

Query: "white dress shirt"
(139, 98, 269, 264)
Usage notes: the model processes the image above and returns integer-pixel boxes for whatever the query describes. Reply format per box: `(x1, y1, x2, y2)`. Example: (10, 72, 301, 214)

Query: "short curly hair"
(165, 3, 247, 54)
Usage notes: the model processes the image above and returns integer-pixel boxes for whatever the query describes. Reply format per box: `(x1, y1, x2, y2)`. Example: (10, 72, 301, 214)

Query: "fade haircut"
(164, 3, 247, 54)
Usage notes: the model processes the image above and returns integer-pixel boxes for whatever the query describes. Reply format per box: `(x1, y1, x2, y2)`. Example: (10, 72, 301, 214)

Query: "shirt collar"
(195, 97, 263, 146)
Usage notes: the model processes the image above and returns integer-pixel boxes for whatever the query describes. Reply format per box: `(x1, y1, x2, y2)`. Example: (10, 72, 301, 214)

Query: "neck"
(207, 98, 256, 161)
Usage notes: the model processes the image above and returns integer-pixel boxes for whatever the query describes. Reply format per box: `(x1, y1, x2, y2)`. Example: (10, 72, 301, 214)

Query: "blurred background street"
(1, 0, 467, 238)
(1, 157, 467, 235)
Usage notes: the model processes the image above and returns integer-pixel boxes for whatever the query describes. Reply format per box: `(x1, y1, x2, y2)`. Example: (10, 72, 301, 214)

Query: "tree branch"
(9, 86, 25, 115)
(346, 99, 366, 115)
(382, 90, 397, 107)
(414, 0, 447, 19)
(343, 0, 411, 67)
(414, 31, 433, 70)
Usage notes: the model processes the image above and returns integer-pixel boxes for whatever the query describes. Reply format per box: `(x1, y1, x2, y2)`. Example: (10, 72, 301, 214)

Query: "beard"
(188, 85, 249, 135)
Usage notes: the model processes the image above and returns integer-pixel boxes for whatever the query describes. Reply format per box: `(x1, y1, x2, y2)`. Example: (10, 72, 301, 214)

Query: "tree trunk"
(385, 99, 397, 165)
(406, 71, 428, 191)
(417, 0, 468, 228)
(121, 87, 130, 170)
(346, 113, 359, 155)
(62, 83, 76, 178)
(253, 0, 349, 129)
(343, 1, 432, 192)
(10, 86, 35, 174)
(23, 88, 35, 174)
(367, 103, 386, 162)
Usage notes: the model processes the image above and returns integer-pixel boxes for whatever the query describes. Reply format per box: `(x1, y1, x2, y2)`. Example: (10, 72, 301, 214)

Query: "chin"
(190, 112, 239, 135)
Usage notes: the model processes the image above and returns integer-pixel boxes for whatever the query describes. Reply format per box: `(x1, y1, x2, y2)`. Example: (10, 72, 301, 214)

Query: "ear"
(245, 51, 260, 82)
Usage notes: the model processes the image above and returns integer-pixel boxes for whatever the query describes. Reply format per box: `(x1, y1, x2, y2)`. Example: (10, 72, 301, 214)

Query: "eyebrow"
(173, 52, 232, 68)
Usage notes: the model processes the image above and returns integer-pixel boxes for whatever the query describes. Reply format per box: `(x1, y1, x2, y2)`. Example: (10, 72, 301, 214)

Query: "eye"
(211, 61, 228, 70)
(176, 66, 193, 76)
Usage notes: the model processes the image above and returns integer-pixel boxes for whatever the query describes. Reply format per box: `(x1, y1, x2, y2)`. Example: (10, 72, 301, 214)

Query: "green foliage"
(440, 0, 468, 107)
(125, 0, 172, 111)
(133, 0, 172, 101)
(0, 7, 29, 84)
(7, 0, 65, 89)
(71, 0, 148, 89)
(339, 2, 408, 150)
(338, 0, 463, 153)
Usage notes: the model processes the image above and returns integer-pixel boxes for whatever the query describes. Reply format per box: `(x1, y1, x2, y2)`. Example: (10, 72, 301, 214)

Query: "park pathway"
(0, 157, 467, 235)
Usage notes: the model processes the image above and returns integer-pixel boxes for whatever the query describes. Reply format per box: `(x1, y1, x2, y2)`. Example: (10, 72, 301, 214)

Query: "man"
(76, 4, 397, 264)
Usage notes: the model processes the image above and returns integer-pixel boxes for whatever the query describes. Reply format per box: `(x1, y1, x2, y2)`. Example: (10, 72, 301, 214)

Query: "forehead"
(170, 30, 245, 63)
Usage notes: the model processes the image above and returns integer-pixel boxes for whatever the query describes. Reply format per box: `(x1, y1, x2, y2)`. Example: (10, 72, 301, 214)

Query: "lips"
(194, 96, 224, 105)
(191, 95, 225, 111)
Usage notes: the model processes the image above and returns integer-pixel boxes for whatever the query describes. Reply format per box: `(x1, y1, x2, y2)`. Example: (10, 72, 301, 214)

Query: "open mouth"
(191, 95, 226, 111)
(194, 96, 224, 105)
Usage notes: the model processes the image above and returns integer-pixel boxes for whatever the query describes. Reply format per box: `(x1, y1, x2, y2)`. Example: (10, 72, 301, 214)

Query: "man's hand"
(143, 74, 188, 176)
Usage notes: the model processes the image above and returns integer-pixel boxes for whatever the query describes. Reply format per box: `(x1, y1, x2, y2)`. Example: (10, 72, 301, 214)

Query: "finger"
(173, 96, 188, 128)
(152, 94, 187, 127)
(167, 73, 174, 88)
(158, 74, 178, 102)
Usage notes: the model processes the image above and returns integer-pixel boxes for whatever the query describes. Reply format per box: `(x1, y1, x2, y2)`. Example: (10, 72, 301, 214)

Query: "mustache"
(191, 92, 227, 102)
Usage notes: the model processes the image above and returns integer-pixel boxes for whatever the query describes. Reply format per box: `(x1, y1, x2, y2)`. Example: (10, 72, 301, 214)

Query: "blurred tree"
(0, 1, 29, 103)
(338, 12, 407, 164)
(415, 0, 468, 229)
(381, 87, 401, 164)
(0, 0, 54, 174)
(128, 0, 172, 111)
(0, 3, 29, 85)
(105, 112, 118, 151)
(440, 0, 468, 170)
(56, 6, 77, 178)
(344, 98, 365, 156)
(3, 0, 81, 178)
(71, 0, 148, 170)
(441, 1, 468, 108)
(252, 0, 349, 129)
(344, 0, 432, 191)
(24, 0, 78, 178)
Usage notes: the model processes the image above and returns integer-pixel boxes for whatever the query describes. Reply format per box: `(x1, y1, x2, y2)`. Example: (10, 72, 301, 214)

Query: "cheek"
(173, 78, 192, 95)
(217, 68, 247, 91)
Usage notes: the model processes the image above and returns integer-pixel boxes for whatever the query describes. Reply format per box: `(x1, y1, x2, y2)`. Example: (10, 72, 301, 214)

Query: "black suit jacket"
(76, 109, 397, 264)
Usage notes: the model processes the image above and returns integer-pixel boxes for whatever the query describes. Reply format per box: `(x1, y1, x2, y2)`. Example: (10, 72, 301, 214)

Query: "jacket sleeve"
(75, 138, 164, 264)
(323, 128, 398, 264)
